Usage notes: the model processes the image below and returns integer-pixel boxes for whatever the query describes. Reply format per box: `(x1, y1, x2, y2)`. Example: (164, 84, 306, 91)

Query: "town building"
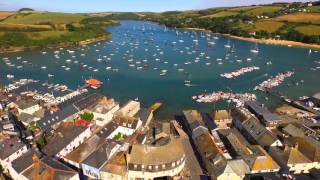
(232, 108, 282, 149)
(212, 110, 232, 129)
(218, 128, 280, 174)
(85, 96, 120, 126)
(212, 156, 250, 180)
(11, 99, 41, 115)
(245, 101, 282, 127)
(81, 139, 124, 179)
(127, 136, 185, 179)
(9, 153, 79, 180)
(0, 137, 28, 172)
(269, 143, 317, 174)
(183, 110, 208, 139)
(116, 100, 140, 117)
(42, 122, 92, 158)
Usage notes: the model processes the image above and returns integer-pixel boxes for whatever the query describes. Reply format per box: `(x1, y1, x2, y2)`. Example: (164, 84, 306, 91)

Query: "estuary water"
(1, 20, 320, 118)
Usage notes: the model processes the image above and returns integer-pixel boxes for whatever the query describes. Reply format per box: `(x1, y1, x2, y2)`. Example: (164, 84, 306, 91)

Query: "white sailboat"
(250, 43, 259, 53)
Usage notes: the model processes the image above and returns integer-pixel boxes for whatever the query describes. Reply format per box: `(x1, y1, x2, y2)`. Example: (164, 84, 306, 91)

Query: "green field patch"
(3, 12, 87, 24)
(228, 6, 258, 12)
(244, 6, 283, 16)
(200, 11, 239, 18)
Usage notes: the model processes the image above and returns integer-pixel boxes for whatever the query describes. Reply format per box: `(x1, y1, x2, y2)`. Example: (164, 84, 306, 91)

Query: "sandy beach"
(223, 34, 320, 50)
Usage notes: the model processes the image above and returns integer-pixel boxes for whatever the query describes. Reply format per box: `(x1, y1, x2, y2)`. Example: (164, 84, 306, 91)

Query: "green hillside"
(0, 11, 117, 49)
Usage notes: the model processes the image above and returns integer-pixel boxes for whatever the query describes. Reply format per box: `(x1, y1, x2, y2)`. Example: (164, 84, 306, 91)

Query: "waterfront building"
(42, 122, 92, 158)
(116, 100, 140, 117)
(245, 101, 282, 128)
(38, 104, 79, 131)
(127, 136, 185, 179)
(232, 108, 282, 149)
(183, 110, 208, 139)
(0, 137, 28, 172)
(89, 96, 120, 126)
(10, 99, 41, 115)
(212, 110, 232, 129)
(219, 128, 280, 174)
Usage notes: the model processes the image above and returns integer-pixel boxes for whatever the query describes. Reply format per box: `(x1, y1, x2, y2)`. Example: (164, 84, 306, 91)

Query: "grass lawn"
(3, 12, 87, 24)
(200, 11, 239, 18)
(272, 12, 320, 24)
(254, 20, 284, 33)
(295, 25, 320, 35)
(244, 6, 283, 16)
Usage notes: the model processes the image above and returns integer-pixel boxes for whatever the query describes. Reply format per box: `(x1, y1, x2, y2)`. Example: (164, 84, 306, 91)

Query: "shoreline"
(176, 26, 320, 50)
(0, 34, 112, 54)
(222, 34, 320, 50)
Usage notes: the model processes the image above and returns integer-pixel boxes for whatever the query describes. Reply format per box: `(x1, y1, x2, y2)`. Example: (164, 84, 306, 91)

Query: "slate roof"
(43, 123, 88, 157)
(22, 157, 78, 180)
(64, 135, 105, 164)
(38, 104, 79, 131)
(73, 93, 104, 111)
(183, 110, 207, 131)
(82, 139, 121, 168)
(96, 121, 119, 139)
(0, 137, 26, 160)
(15, 99, 38, 110)
(242, 117, 279, 147)
(11, 149, 34, 173)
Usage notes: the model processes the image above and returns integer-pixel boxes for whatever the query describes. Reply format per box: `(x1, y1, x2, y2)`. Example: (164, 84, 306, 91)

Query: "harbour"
(1, 20, 320, 118)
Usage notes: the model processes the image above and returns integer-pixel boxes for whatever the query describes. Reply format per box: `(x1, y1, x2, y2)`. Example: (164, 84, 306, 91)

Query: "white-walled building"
(90, 97, 120, 126)
(11, 100, 41, 115)
(117, 100, 140, 117)
(127, 136, 185, 180)
(0, 137, 28, 172)
(42, 122, 92, 158)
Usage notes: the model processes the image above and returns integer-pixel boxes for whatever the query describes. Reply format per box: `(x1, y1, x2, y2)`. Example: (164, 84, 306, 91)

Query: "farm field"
(272, 12, 320, 24)
(295, 25, 320, 35)
(244, 6, 283, 16)
(200, 11, 238, 18)
(254, 20, 284, 33)
(3, 12, 87, 24)
(0, 12, 14, 20)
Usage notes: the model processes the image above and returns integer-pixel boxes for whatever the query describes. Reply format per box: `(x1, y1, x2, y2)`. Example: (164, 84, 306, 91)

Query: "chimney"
(294, 142, 299, 149)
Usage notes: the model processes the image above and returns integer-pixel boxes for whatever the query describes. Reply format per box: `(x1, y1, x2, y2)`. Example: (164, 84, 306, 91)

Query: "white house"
(91, 99, 120, 126)
(0, 137, 28, 172)
(43, 123, 92, 158)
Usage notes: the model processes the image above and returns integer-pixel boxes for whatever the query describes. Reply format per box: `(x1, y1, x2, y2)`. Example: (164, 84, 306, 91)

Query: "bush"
(80, 112, 94, 122)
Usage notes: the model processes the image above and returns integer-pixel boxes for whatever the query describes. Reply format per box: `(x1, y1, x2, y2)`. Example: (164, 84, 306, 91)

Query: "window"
(134, 164, 137, 169)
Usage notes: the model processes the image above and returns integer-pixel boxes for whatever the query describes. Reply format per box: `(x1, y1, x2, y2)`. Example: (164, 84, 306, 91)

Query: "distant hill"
(0, 11, 117, 51)
(139, 2, 320, 44)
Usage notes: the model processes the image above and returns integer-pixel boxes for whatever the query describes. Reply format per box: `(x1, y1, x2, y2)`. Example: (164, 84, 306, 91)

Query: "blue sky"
(0, 0, 313, 12)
